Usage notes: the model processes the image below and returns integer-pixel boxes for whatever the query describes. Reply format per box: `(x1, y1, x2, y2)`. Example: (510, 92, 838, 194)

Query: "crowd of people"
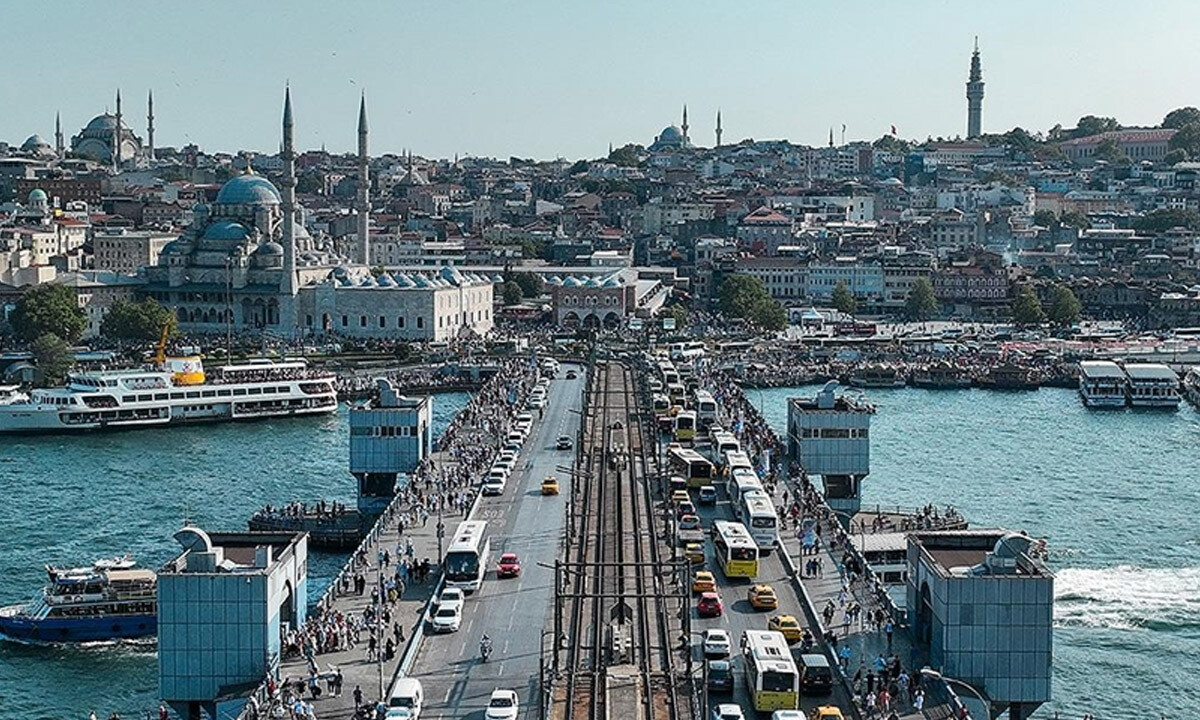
(242, 355, 543, 720)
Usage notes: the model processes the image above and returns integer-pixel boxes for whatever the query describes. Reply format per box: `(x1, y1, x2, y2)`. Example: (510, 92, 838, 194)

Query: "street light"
(920, 667, 989, 719)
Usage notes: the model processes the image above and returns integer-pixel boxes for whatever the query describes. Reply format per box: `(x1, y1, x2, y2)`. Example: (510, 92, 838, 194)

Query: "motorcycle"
(480, 638, 493, 662)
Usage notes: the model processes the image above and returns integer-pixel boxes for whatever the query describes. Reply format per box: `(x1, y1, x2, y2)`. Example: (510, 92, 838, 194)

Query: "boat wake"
(0, 633, 156, 651)
(1054, 565, 1200, 632)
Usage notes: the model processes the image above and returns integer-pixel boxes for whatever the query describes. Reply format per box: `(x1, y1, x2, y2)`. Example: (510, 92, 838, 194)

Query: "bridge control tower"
(786, 381, 875, 523)
(350, 378, 432, 516)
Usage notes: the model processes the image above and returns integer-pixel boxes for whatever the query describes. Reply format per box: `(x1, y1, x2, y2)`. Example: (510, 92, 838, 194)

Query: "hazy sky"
(4, 1, 1198, 160)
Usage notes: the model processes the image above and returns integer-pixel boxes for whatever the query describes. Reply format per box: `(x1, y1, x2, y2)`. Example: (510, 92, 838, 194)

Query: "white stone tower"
(356, 93, 370, 266)
(966, 37, 985, 139)
(280, 87, 298, 326)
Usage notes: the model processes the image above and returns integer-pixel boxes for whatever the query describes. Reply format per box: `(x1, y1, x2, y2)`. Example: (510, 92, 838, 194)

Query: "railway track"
(557, 361, 688, 720)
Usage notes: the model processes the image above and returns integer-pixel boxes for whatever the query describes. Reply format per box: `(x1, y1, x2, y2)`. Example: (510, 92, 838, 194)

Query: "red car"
(697, 592, 723, 618)
(497, 553, 521, 578)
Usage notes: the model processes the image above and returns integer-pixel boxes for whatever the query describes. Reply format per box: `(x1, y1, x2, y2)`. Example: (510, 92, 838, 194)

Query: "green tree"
(1164, 148, 1189, 165)
(717, 276, 787, 330)
(10, 285, 86, 343)
(1071, 115, 1120, 139)
(1032, 209, 1057, 227)
(512, 272, 545, 299)
(1047, 284, 1082, 326)
(501, 281, 523, 306)
(666, 304, 689, 330)
(904, 277, 939, 321)
(1133, 208, 1200, 233)
(754, 299, 788, 332)
(608, 144, 643, 167)
(100, 298, 178, 342)
(872, 135, 910, 153)
(1163, 107, 1200, 129)
(567, 159, 590, 175)
(1167, 121, 1200, 159)
(1060, 210, 1091, 230)
(1011, 286, 1046, 326)
(1093, 138, 1129, 165)
(31, 333, 73, 385)
(1001, 127, 1038, 153)
(830, 281, 857, 315)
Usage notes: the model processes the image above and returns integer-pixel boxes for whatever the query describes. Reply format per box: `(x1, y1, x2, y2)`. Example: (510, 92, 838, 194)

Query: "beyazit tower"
(966, 37, 984, 139)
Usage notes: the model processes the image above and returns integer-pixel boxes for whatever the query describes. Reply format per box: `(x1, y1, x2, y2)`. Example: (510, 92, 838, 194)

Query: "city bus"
(742, 630, 800, 711)
(658, 362, 680, 386)
(739, 490, 779, 553)
(673, 410, 697, 443)
(666, 382, 687, 407)
(724, 450, 754, 478)
(669, 341, 706, 361)
(729, 467, 764, 505)
(653, 393, 675, 433)
(444, 520, 491, 593)
(667, 447, 715, 488)
(693, 390, 718, 431)
(710, 431, 741, 468)
(712, 520, 759, 578)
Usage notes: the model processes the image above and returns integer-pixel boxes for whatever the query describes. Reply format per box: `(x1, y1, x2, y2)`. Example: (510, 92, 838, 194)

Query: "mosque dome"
(491, 274, 505, 283)
(394, 273, 414, 288)
(603, 275, 622, 288)
(563, 276, 582, 287)
(162, 239, 189, 255)
(203, 220, 250, 241)
(440, 266, 465, 286)
(84, 114, 118, 134)
(377, 274, 396, 287)
(658, 125, 684, 143)
(257, 241, 284, 256)
(215, 172, 282, 206)
(22, 135, 53, 155)
(27, 188, 47, 203)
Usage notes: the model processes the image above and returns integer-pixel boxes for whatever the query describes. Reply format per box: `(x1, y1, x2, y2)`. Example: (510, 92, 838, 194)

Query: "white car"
(485, 689, 519, 720)
(711, 704, 745, 720)
(483, 476, 506, 496)
(494, 456, 516, 473)
(516, 412, 534, 426)
(702, 628, 731, 659)
(430, 603, 462, 633)
(436, 587, 464, 612)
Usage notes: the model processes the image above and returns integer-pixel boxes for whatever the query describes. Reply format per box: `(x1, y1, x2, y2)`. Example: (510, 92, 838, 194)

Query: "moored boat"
(910, 362, 972, 390)
(1123, 363, 1181, 409)
(1078, 360, 1127, 408)
(848, 364, 907, 389)
(0, 555, 156, 643)
(976, 363, 1040, 391)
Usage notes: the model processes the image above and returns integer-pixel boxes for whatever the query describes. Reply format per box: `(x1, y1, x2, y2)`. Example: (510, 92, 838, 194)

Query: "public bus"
(666, 382, 687, 407)
(729, 467, 764, 505)
(669, 341, 706, 361)
(667, 447, 715, 488)
(693, 390, 718, 431)
(658, 362, 680, 386)
(673, 410, 697, 443)
(724, 450, 754, 478)
(742, 630, 800, 712)
(710, 431, 741, 467)
(444, 520, 491, 593)
(712, 520, 760, 578)
(653, 393, 675, 433)
(739, 490, 780, 553)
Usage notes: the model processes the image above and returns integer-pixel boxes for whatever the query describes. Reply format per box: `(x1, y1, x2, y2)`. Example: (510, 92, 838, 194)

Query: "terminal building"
(350, 378, 432, 515)
(907, 530, 1054, 720)
(158, 526, 308, 720)
(786, 381, 875, 520)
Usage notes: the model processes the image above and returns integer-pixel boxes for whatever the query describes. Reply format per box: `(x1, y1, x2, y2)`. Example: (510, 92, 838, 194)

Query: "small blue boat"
(0, 555, 157, 643)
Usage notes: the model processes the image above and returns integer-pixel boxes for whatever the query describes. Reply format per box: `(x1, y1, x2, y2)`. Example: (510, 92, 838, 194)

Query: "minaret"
(114, 89, 123, 168)
(54, 112, 63, 158)
(146, 90, 155, 163)
(356, 93, 370, 266)
(966, 36, 985, 139)
(829, 127, 834, 148)
(715, 110, 723, 148)
(280, 87, 298, 317)
(681, 104, 690, 145)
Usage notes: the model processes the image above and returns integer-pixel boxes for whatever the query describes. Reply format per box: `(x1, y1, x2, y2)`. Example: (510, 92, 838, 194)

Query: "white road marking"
(444, 687, 453, 702)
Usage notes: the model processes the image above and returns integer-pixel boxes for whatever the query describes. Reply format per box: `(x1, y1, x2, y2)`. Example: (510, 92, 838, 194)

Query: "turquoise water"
(0, 393, 469, 720)
(745, 385, 1200, 719)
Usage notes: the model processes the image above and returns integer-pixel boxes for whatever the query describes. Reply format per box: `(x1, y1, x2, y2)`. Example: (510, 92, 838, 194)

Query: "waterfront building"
(546, 268, 668, 329)
(93, 228, 177, 275)
(805, 257, 884, 305)
(907, 530, 1053, 720)
(786, 381, 874, 520)
(350, 380, 432, 515)
(158, 526, 308, 720)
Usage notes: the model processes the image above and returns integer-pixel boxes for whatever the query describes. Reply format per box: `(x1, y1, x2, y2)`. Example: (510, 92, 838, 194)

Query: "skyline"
(4, 1, 1200, 159)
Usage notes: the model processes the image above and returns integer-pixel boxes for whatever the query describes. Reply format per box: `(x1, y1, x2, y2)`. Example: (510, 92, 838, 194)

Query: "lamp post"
(920, 667, 989, 719)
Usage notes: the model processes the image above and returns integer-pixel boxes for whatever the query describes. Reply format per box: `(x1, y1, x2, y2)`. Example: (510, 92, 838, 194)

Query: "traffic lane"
(689, 492, 854, 717)
(411, 370, 580, 719)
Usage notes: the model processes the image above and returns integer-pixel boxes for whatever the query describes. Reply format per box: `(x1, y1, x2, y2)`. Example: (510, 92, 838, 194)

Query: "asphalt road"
(409, 363, 584, 720)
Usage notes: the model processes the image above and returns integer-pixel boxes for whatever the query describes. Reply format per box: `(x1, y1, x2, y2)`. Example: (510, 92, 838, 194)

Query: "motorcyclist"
(480, 634, 493, 660)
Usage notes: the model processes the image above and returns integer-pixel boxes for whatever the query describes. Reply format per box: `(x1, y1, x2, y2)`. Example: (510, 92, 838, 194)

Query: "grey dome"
(215, 172, 281, 206)
(203, 221, 249, 241)
(257, 241, 284, 256)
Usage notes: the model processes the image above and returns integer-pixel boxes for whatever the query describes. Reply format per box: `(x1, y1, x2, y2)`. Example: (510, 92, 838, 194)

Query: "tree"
(1033, 210, 1057, 227)
(1167, 121, 1200, 159)
(567, 159, 589, 175)
(608, 144, 643, 167)
(754, 299, 788, 332)
(1133, 208, 1200, 234)
(872, 135, 910, 153)
(1001, 127, 1038, 153)
(1047, 284, 1082, 326)
(1011, 286, 1045, 326)
(1070, 115, 1120, 139)
(1163, 107, 1200, 129)
(717, 276, 787, 331)
(512, 272, 544, 299)
(1164, 148, 1189, 165)
(1093, 138, 1129, 165)
(904, 277, 939, 321)
(1060, 210, 1091, 230)
(501, 281, 523, 306)
(31, 333, 73, 385)
(830, 281, 857, 315)
(666, 304, 689, 329)
(100, 298, 178, 342)
(10, 285, 86, 343)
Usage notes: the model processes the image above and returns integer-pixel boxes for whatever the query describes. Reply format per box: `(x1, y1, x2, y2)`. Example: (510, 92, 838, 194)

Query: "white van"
(387, 677, 424, 720)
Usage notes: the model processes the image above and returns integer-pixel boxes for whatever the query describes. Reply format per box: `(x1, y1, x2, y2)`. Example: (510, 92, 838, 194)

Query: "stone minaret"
(54, 112, 63, 158)
(715, 109, 723, 148)
(114, 89, 123, 169)
(280, 87, 298, 308)
(966, 37, 985, 139)
(147, 90, 155, 163)
(681, 104, 689, 145)
(356, 93, 370, 266)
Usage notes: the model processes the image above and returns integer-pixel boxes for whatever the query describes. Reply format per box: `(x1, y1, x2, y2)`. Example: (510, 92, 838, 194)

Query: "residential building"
(94, 228, 177, 274)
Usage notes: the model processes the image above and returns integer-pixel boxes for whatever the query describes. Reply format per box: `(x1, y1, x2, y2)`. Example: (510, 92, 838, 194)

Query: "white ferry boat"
(1123, 362, 1181, 409)
(1078, 360, 1128, 408)
(0, 357, 337, 434)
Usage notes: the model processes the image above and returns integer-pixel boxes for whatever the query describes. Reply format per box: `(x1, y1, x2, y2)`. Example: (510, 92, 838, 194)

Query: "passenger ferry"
(0, 357, 337, 434)
(976, 363, 1040, 391)
(1123, 363, 1181, 409)
(0, 556, 156, 643)
(847, 364, 907, 389)
(1078, 360, 1128, 408)
(910, 362, 972, 390)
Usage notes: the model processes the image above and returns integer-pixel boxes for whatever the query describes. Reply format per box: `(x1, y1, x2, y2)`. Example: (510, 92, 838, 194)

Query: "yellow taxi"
(540, 476, 560, 495)
(684, 542, 706, 565)
(812, 706, 845, 720)
(747, 583, 778, 610)
(692, 570, 716, 593)
(767, 614, 804, 643)
(670, 489, 690, 505)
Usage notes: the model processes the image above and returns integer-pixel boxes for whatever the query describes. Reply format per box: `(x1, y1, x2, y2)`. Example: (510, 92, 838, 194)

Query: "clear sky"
(4, 1, 1199, 160)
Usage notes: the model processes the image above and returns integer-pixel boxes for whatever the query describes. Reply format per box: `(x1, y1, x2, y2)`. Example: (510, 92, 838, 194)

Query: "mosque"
(140, 90, 493, 341)
(70, 91, 151, 167)
(648, 105, 694, 152)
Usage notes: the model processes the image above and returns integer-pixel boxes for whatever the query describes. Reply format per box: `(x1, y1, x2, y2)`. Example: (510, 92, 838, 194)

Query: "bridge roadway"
(407, 364, 585, 720)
